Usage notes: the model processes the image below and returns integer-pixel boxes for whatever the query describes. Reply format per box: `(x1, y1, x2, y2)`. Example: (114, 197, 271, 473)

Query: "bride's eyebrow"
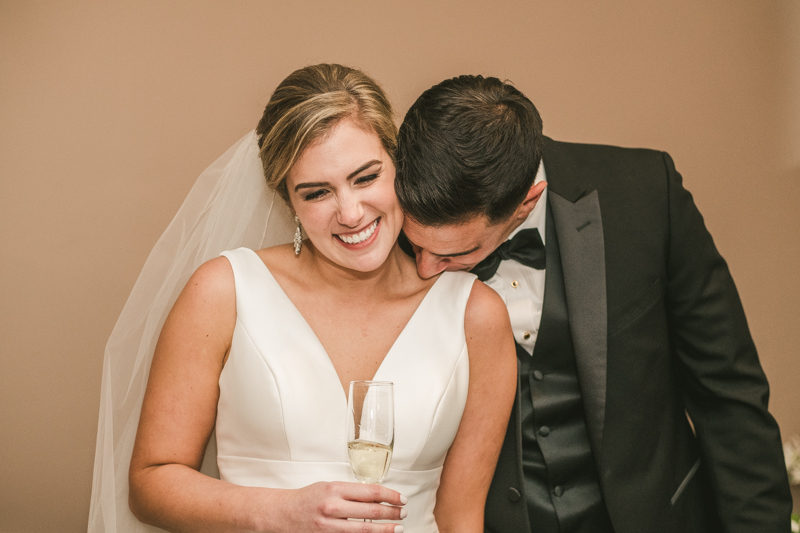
(346, 159, 382, 180)
(293, 159, 382, 192)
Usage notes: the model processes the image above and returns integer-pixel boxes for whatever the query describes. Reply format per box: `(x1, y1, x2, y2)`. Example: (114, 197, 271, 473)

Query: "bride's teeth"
(339, 219, 378, 244)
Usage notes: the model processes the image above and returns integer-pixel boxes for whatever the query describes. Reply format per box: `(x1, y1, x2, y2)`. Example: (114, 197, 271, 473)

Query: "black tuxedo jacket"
(484, 138, 791, 533)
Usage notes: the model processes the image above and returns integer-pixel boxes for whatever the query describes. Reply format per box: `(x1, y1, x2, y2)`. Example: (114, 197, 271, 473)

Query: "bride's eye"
(355, 173, 379, 186)
(302, 188, 329, 201)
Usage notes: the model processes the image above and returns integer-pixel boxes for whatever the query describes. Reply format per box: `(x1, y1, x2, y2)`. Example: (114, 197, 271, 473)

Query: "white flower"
(791, 516, 799, 533)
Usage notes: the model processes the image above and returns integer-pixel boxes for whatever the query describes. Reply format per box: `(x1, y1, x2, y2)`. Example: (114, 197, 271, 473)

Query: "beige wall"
(1, 1, 797, 530)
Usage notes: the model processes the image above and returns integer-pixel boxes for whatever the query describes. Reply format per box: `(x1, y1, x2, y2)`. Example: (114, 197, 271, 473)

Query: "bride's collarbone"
(296, 288, 416, 338)
(256, 244, 434, 357)
(263, 252, 429, 310)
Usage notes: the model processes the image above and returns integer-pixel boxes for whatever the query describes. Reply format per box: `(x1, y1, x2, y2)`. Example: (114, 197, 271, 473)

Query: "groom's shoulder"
(543, 136, 667, 170)
(541, 136, 675, 196)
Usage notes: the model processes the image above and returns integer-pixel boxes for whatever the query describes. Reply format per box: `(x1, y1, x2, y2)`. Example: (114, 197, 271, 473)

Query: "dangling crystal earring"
(293, 215, 303, 256)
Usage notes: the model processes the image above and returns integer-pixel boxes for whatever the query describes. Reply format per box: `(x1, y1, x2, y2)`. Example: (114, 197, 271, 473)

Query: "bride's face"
(286, 119, 402, 273)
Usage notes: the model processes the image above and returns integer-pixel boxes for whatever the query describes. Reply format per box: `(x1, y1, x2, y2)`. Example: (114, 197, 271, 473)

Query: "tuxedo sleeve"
(663, 152, 792, 531)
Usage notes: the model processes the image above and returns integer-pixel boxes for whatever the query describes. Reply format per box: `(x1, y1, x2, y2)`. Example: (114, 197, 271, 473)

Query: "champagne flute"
(347, 380, 394, 521)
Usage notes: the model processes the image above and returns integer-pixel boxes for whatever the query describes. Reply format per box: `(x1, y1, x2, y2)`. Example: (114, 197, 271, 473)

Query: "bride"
(89, 64, 516, 533)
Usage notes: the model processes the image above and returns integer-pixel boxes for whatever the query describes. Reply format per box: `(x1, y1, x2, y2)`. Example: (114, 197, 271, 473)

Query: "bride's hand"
(264, 481, 407, 533)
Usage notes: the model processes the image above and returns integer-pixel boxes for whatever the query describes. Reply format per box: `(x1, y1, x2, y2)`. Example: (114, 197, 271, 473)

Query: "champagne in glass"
(347, 381, 394, 485)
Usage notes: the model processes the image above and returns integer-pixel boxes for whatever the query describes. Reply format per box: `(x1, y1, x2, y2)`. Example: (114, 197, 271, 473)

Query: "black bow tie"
(470, 228, 545, 281)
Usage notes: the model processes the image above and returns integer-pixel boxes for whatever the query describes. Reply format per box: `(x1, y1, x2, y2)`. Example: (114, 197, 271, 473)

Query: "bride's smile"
(335, 217, 380, 245)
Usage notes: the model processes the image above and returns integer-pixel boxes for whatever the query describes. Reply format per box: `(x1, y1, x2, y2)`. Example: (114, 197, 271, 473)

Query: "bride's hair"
(256, 63, 397, 203)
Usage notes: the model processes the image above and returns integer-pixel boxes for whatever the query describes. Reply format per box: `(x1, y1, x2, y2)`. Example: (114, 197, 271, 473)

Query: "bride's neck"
(299, 242, 412, 295)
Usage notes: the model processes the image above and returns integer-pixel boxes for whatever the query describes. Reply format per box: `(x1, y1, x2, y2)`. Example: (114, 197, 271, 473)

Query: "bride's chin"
(314, 236, 395, 273)
(345, 249, 394, 273)
(347, 258, 386, 273)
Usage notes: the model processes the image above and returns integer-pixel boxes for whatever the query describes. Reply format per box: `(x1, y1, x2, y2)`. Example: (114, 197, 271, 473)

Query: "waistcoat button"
(507, 487, 521, 502)
(554, 485, 564, 497)
(539, 425, 550, 437)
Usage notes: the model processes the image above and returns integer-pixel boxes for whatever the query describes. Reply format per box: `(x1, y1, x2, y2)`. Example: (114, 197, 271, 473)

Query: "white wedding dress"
(215, 248, 476, 532)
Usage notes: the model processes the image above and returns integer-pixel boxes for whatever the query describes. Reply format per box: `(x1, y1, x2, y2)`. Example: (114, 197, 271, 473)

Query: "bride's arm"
(128, 257, 405, 533)
(433, 281, 517, 533)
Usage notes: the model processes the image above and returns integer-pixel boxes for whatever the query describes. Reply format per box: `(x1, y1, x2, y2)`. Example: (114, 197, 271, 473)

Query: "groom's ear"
(515, 181, 547, 221)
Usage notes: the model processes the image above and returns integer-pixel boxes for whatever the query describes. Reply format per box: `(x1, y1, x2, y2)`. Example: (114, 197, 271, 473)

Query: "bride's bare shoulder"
(253, 244, 296, 273)
(160, 257, 236, 344)
(182, 256, 236, 304)
(464, 281, 513, 343)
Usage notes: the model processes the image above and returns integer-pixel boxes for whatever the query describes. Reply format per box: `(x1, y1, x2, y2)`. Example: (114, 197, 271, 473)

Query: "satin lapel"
(549, 190, 607, 456)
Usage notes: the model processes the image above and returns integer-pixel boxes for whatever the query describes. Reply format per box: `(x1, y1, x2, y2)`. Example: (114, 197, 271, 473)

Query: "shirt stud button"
(523, 331, 531, 340)
(511, 280, 519, 288)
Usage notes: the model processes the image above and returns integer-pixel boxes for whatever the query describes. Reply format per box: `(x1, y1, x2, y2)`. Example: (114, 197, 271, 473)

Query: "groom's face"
(401, 181, 547, 279)
(402, 215, 517, 280)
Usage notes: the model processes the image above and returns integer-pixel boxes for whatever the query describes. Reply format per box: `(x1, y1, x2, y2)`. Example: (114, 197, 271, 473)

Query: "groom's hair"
(395, 75, 543, 226)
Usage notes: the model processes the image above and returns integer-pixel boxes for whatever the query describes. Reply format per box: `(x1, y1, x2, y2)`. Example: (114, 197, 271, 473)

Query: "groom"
(394, 75, 792, 532)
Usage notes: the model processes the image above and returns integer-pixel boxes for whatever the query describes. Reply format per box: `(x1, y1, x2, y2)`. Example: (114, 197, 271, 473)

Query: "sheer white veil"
(87, 131, 295, 532)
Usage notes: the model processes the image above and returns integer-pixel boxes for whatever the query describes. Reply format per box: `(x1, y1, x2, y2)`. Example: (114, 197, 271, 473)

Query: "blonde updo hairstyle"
(256, 64, 397, 204)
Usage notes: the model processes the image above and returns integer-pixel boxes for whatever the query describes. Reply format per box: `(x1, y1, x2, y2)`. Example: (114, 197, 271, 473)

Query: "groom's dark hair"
(395, 75, 543, 226)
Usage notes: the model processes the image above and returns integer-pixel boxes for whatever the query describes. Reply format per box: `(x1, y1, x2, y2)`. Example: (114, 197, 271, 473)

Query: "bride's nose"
(336, 190, 364, 227)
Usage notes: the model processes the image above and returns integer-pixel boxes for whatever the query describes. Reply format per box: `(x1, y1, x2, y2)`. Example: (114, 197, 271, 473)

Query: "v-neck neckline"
(246, 249, 445, 402)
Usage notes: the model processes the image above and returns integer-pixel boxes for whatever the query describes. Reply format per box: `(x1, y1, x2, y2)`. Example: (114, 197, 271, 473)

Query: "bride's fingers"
(333, 500, 408, 522)
(291, 482, 407, 531)
(316, 485, 406, 522)
(333, 481, 407, 506)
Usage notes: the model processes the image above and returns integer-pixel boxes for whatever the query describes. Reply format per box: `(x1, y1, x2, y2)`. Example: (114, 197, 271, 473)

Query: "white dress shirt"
(483, 161, 547, 356)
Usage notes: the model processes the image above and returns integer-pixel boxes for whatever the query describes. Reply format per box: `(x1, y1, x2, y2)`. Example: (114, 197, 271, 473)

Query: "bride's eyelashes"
(354, 172, 379, 186)
(302, 188, 329, 201)
(299, 172, 381, 202)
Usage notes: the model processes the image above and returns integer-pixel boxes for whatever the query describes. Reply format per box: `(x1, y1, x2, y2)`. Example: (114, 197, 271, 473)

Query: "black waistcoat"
(517, 204, 614, 533)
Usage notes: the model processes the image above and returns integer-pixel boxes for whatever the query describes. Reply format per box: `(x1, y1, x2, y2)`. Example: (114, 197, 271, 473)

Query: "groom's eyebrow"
(294, 160, 382, 191)
(432, 246, 481, 258)
(406, 235, 481, 258)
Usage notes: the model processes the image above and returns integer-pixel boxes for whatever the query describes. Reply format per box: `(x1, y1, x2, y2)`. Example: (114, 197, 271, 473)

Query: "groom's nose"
(414, 249, 449, 279)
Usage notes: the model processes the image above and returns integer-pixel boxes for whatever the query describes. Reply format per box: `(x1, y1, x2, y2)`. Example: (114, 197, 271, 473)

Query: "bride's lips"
(334, 218, 381, 248)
